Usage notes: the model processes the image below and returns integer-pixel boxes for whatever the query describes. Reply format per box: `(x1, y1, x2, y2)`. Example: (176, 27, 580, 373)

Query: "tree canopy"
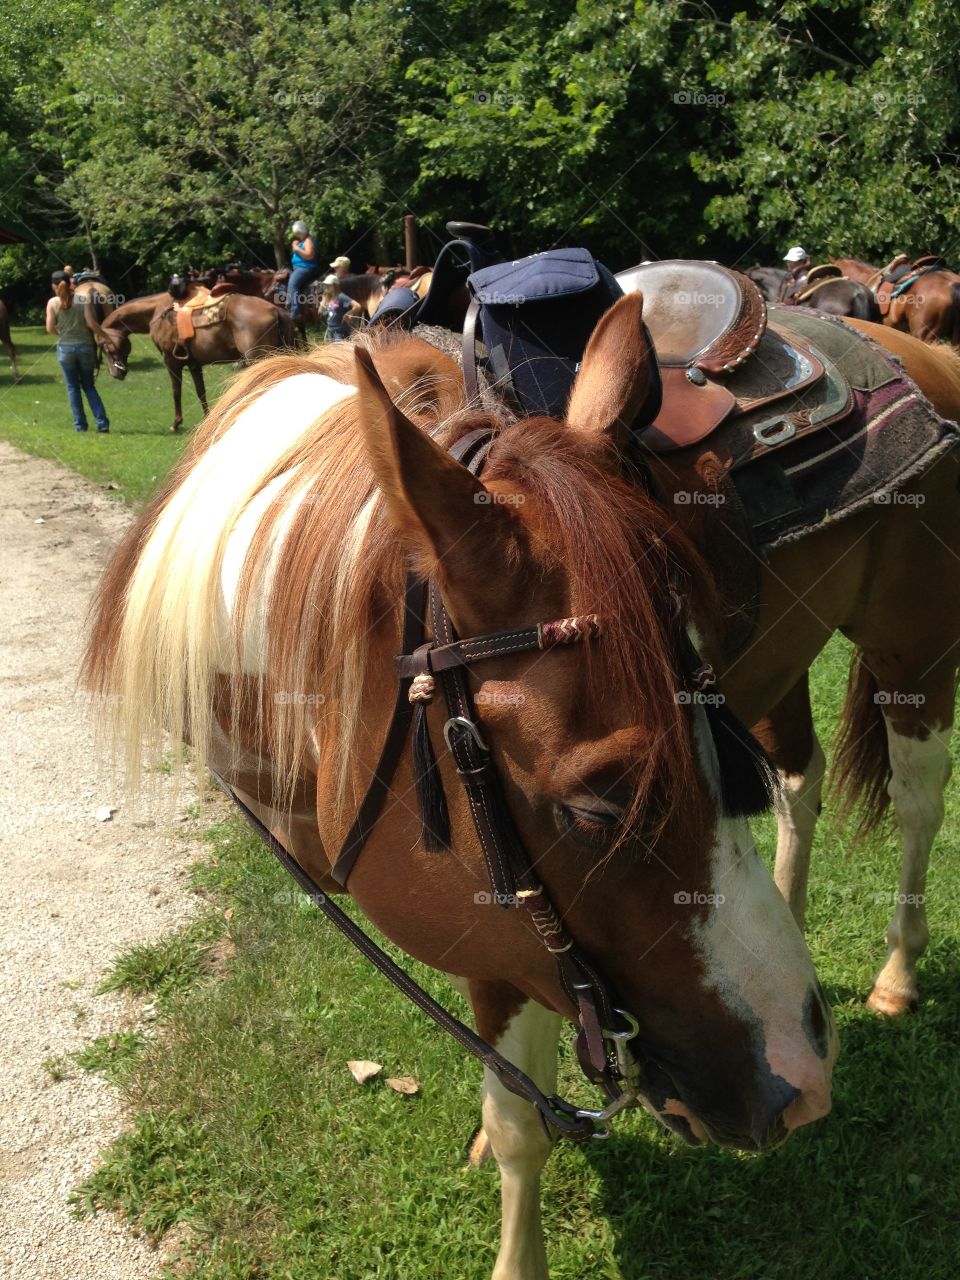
(2, 0, 959, 303)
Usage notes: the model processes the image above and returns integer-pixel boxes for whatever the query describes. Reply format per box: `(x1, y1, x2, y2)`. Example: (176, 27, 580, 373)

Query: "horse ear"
(353, 347, 518, 581)
(565, 292, 653, 449)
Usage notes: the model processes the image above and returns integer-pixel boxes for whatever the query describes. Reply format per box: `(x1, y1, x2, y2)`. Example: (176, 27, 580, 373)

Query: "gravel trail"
(0, 442, 215, 1279)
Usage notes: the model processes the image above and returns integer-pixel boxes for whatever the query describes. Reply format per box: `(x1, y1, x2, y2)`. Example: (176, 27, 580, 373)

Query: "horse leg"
(469, 981, 560, 1280)
(189, 363, 209, 417)
(867, 664, 954, 1015)
(165, 356, 184, 432)
(753, 673, 825, 931)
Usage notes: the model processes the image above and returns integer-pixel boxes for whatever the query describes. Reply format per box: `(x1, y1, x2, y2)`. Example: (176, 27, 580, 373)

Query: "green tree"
(64, 0, 408, 268)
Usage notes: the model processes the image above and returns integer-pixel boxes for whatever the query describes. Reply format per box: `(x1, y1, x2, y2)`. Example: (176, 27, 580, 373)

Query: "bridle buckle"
(443, 715, 488, 753)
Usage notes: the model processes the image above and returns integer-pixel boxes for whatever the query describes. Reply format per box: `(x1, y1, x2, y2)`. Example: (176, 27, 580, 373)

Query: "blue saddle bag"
(466, 247, 661, 426)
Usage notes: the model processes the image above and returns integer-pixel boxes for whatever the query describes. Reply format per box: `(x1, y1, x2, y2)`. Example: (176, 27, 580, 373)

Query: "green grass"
(11, 344, 953, 1278)
(0, 325, 234, 504)
(71, 680, 960, 1280)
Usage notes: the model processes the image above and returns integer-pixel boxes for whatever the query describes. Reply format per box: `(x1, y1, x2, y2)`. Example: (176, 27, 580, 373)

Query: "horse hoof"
(866, 985, 917, 1017)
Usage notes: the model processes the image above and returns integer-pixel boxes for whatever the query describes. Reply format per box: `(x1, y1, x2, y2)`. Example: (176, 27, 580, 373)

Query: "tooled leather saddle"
(616, 260, 851, 467)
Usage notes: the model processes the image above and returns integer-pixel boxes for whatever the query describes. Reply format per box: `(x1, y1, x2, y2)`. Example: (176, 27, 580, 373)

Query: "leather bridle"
(216, 424, 652, 1141)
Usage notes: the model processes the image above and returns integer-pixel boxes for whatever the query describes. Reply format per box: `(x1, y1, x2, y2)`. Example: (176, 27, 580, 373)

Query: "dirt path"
(0, 442, 214, 1279)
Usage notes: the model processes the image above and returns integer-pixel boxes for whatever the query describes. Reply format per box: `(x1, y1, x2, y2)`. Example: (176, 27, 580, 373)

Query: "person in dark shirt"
(320, 274, 361, 341)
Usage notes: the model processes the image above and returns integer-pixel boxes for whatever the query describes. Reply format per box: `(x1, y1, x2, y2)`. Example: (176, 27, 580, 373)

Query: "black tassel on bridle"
(409, 670, 451, 852)
(676, 629, 778, 818)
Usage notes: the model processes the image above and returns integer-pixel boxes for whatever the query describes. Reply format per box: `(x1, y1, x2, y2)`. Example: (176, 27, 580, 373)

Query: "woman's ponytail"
(56, 278, 73, 310)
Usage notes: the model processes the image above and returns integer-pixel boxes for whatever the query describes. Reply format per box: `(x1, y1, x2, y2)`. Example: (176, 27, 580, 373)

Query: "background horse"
(100, 292, 294, 431)
(0, 299, 19, 382)
(84, 305, 836, 1280)
(833, 255, 960, 345)
(745, 264, 787, 302)
(795, 277, 880, 320)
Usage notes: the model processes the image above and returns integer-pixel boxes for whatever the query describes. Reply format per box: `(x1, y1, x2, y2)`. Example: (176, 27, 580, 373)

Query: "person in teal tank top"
(287, 219, 318, 320)
(45, 270, 110, 433)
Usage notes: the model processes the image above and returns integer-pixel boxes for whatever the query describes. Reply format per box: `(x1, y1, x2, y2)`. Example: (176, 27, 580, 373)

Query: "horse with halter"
(833, 253, 960, 345)
(0, 299, 19, 382)
(98, 288, 295, 431)
(84, 229, 960, 1276)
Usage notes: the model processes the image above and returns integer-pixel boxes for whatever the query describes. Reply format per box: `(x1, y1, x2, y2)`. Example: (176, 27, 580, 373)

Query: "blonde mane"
(85, 331, 705, 830)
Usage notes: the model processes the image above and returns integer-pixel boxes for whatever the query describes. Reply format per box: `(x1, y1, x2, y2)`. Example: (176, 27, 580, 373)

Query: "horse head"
(338, 294, 836, 1152)
(97, 321, 131, 379)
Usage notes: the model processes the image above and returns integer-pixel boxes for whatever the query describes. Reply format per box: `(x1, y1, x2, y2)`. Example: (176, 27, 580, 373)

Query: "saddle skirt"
(173, 291, 226, 343)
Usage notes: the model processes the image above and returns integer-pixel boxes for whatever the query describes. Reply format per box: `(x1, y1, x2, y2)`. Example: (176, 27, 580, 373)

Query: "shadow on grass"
(583, 946, 960, 1280)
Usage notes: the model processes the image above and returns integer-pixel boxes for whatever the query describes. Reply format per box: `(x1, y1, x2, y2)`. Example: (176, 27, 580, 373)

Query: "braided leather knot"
(539, 613, 602, 649)
(408, 672, 437, 704)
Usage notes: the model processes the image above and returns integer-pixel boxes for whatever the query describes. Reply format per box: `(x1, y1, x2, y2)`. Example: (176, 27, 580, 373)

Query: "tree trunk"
(273, 231, 287, 270)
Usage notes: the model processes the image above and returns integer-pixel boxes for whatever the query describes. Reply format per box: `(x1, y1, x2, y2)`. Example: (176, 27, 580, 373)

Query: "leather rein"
(216, 426, 654, 1142)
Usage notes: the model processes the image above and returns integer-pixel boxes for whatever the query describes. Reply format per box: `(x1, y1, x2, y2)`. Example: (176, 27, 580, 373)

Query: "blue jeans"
(57, 344, 109, 431)
(287, 265, 319, 318)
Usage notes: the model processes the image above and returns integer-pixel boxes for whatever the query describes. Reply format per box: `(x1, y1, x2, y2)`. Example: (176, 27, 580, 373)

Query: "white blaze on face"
(686, 705, 837, 1108)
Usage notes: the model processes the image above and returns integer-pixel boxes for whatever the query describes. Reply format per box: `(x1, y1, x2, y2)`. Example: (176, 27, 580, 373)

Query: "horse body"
(0, 300, 19, 382)
(99, 291, 293, 430)
(833, 255, 960, 344)
(796, 277, 880, 320)
(86, 303, 836, 1278)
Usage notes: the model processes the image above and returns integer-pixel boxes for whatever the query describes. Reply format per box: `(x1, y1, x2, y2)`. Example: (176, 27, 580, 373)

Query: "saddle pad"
(730, 309, 960, 546)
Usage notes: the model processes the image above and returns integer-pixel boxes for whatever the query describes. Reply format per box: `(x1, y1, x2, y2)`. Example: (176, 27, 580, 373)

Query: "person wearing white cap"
(320, 274, 361, 341)
(330, 255, 352, 278)
(287, 220, 318, 320)
(780, 246, 811, 302)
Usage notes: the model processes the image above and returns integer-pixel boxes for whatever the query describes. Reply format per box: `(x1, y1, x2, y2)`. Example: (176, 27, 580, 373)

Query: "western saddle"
(871, 253, 950, 315)
(615, 260, 843, 464)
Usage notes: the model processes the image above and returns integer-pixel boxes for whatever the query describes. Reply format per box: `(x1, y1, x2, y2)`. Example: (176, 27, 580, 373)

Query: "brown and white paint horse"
(736, 318, 960, 1017)
(85, 297, 835, 1279)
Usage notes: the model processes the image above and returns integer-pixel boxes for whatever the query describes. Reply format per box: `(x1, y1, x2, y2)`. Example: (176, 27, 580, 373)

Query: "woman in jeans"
(45, 269, 110, 433)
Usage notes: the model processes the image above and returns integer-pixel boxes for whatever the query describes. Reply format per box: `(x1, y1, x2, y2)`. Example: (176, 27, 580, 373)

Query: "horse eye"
(554, 802, 622, 847)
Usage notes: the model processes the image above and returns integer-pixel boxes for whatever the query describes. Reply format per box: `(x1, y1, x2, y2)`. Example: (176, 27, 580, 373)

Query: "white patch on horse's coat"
(686, 704, 835, 1109)
(872, 721, 951, 1004)
(115, 372, 355, 778)
(773, 736, 826, 928)
(480, 998, 561, 1280)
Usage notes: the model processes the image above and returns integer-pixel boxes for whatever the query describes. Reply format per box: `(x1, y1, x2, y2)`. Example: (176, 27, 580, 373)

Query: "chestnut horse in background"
(99, 291, 294, 431)
(0, 300, 19, 382)
(833, 255, 960, 345)
(84, 308, 837, 1279)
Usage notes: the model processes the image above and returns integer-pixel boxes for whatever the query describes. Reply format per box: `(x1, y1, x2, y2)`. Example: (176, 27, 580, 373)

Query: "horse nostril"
(803, 983, 832, 1060)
